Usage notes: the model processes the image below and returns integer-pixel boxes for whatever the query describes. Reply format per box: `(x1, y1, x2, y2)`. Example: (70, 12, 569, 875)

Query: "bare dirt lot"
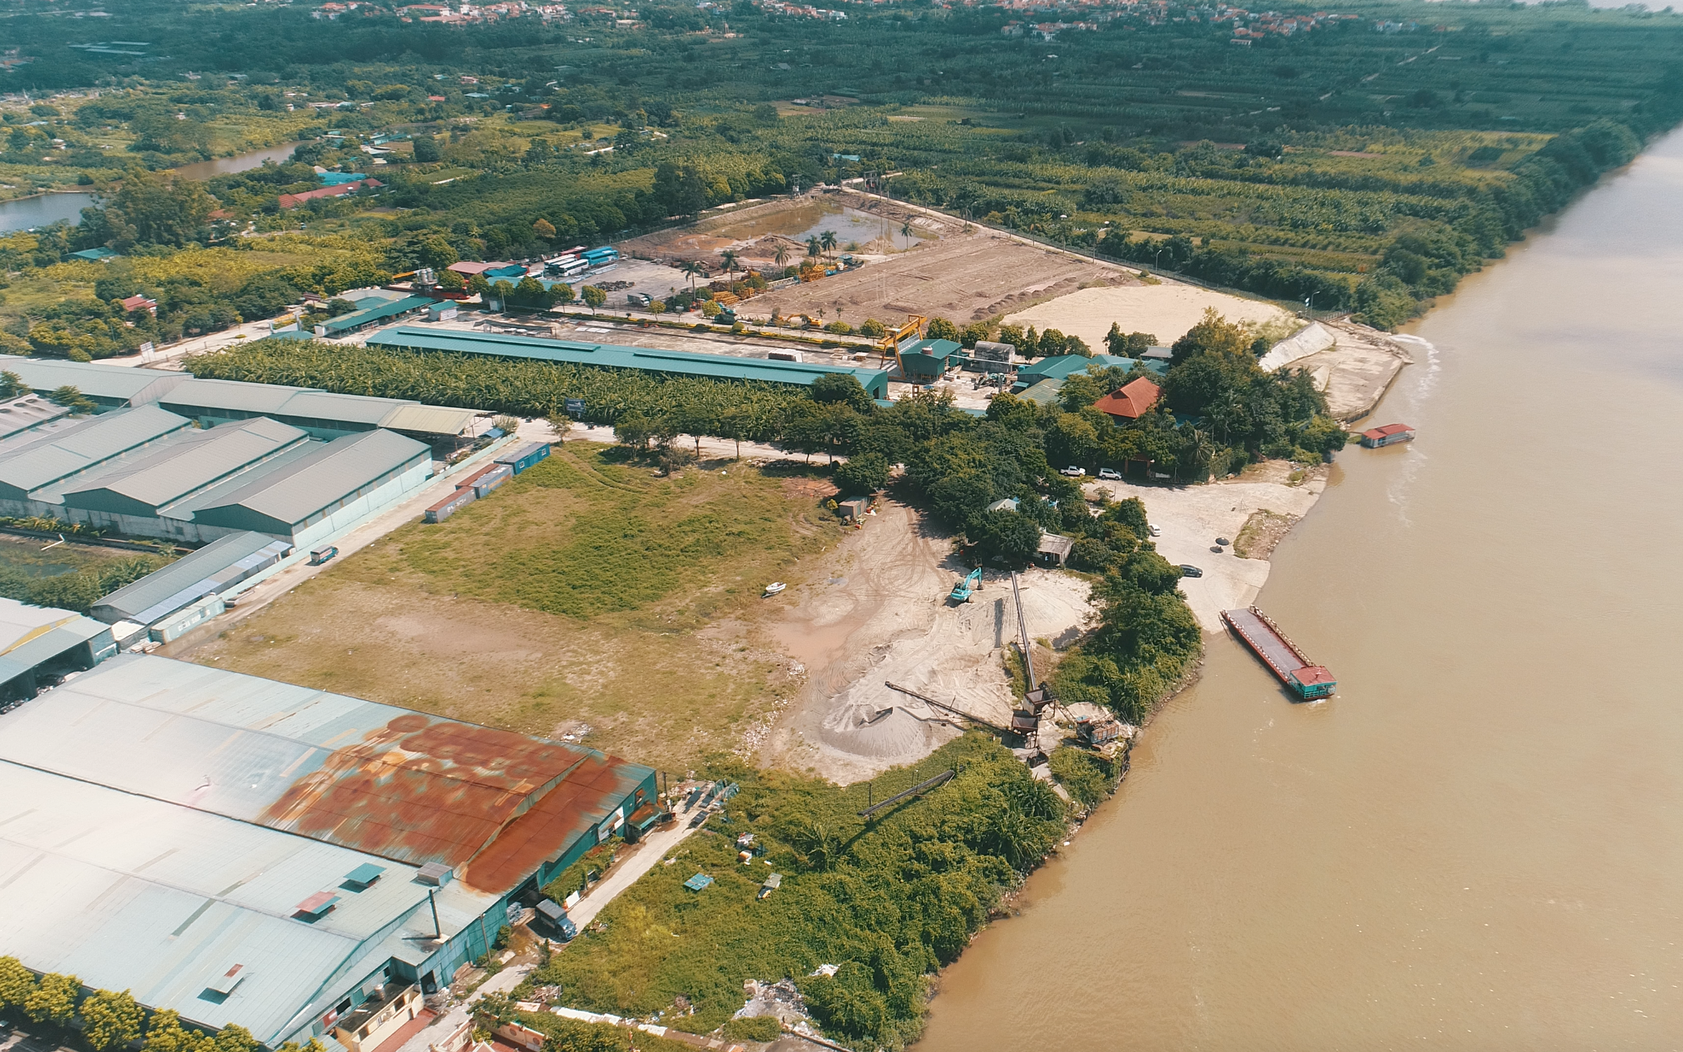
(623, 192, 1140, 326)
(756, 498, 1095, 784)
(1003, 283, 1296, 350)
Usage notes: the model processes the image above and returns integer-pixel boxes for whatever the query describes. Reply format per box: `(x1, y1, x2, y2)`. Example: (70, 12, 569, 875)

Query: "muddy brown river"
(916, 127, 1683, 1050)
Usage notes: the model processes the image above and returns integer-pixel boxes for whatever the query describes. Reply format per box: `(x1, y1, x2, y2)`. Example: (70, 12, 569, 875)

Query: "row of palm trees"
(676, 220, 921, 291)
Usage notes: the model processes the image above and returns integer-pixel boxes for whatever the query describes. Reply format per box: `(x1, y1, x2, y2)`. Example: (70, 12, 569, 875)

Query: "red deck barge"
(1220, 606, 1336, 700)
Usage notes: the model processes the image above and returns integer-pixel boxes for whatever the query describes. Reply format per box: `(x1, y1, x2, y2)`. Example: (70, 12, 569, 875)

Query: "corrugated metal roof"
(0, 394, 70, 440)
(187, 429, 429, 531)
(274, 390, 406, 427)
(58, 417, 308, 515)
(92, 531, 291, 624)
(161, 378, 475, 436)
(322, 296, 435, 334)
(163, 378, 304, 415)
(0, 655, 654, 894)
(0, 597, 106, 656)
(378, 403, 480, 437)
(365, 326, 891, 397)
(0, 359, 189, 405)
(0, 758, 467, 1045)
(0, 405, 191, 500)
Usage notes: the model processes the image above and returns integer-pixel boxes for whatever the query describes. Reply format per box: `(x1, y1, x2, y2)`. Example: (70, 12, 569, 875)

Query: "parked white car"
(1060, 466, 1086, 477)
(1148, 523, 1162, 537)
(1097, 467, 1122, 480)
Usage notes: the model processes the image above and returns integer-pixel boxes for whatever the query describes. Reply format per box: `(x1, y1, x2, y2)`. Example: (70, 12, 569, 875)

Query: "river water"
(918, 126, 1683, 1050)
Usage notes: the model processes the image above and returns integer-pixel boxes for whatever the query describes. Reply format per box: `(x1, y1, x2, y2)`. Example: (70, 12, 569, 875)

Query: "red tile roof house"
(1092, 376, 1162, 423)
(277, 178, 382, 209)
(119, 294, 157, 316)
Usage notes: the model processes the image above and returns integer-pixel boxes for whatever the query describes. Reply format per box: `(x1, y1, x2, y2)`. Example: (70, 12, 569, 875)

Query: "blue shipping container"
(495, 441, 552, 475)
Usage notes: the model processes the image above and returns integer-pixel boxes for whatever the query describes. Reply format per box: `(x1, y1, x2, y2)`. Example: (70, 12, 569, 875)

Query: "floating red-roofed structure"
(1360, 422, 1415, 448)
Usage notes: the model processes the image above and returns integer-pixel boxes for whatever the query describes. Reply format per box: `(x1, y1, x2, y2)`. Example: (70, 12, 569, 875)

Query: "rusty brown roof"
(0, 655, 652, 897)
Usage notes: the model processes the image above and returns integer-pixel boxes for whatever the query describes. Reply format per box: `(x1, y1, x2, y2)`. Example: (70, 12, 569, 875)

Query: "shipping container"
(424, 488, 477, 523)
(454, 463, 501, 491)
(494, 441, 552, 475)
(149, 596, 226, 643)
(472, 464, 513, 497)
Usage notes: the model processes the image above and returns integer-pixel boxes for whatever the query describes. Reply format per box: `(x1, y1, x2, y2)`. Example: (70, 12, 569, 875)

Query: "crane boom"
(1011, 571, 1036, 691)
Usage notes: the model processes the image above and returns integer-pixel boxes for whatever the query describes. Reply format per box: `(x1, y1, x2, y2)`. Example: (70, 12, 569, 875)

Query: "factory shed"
(366, 326, 892, 400)
(0, 655, 656, 901)
(0, 598, 117, 699)
(320, 295, 436, 336)
(0, 394, 69, 440)
(57, 417, 310, 518)
(1015, 378, 1064, 406)
(92, 531, 292, 626)
(0, 405, 192, 503)
(1012, 353, 1141, 391)
(160, 378, 478, 441)
(0, 358, 189, 410)
(1035, 532, 1075, 567)
(0, 758, 498, 1048)
(897, 338, 962, 381)
(184, 429, 432, 550)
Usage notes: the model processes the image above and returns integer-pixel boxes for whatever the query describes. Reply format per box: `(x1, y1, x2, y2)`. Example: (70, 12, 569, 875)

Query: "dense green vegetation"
(526, 735, 1065, 1049)
(0, 0, 1675, 351)
(0, 537, 166, 614)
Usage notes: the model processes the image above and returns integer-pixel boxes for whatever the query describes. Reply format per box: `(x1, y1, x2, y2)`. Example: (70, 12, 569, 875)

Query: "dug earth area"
(756, 498, 1094, 784)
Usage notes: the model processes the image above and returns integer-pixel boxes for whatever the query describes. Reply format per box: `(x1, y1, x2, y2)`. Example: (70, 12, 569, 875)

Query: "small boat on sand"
(763, 582, 787, 598)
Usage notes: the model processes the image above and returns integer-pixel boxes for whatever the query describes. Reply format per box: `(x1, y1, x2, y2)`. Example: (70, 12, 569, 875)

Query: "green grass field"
(187, 444, 845, 772)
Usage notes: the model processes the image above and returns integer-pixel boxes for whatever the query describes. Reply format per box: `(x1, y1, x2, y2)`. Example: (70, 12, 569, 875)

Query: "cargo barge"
(1220, 606, 1336, 700)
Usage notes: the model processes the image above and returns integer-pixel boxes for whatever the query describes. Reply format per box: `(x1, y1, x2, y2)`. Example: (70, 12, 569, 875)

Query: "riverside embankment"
(915, 124, 1683, 1051)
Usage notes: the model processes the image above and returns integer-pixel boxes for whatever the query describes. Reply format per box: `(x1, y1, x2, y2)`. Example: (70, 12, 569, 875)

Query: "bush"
(1047, 747, 1121, 807)
(721, 1017, 782, 1042)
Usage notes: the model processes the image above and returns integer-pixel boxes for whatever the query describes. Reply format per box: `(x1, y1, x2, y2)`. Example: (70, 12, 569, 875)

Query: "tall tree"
(24, 972, 81, 1026)
(0, 956, 37, 1012)
(82, 990, 146, 1052)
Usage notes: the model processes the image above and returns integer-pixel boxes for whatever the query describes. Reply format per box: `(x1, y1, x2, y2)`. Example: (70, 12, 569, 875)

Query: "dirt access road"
(757, 498, 1094, 784)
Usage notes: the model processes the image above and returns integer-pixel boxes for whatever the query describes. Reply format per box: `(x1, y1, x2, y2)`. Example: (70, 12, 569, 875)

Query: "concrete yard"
(1086, 461, 1328, 632)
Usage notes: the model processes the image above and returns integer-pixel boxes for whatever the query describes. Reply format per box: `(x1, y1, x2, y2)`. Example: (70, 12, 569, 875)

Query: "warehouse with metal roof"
(0, 597, 116, 700)
(365, 326, 892, 399)
(91, 531, 291, 626)
(159, 379, 480, 442)
(181, 430, 432, 550)
(0, 405, 435, 548)
(0, 357, 189, 409)
(0, 758, 502, 1048)
(0, 359, 481, 442)
(0, 655, 657, 1047)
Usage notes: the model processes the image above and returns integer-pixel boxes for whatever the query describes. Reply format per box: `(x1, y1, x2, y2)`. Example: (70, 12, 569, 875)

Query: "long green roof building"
(365, 326, 892, 399)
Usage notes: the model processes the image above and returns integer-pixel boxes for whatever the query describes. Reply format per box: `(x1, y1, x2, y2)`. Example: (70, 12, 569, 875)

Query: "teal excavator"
(948, 567, 983, 604)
